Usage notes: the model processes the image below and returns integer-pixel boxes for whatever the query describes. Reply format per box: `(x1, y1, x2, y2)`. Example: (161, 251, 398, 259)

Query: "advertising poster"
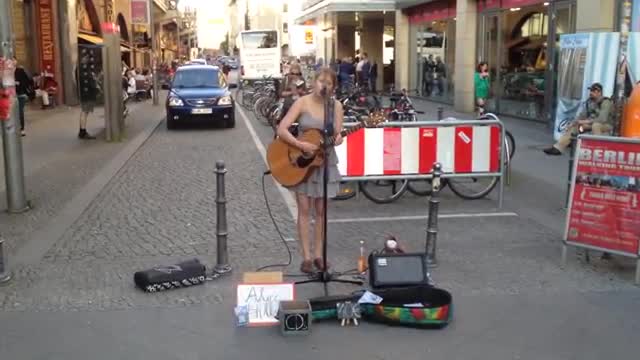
(554, 33, 619, 140)
(565, 136, 640, 255)
(629, 33, 640, 84)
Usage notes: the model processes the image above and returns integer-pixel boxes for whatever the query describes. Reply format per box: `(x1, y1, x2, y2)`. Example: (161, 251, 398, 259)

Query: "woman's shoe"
(300, 260, 313, 274)
(313, 258, 329, 272)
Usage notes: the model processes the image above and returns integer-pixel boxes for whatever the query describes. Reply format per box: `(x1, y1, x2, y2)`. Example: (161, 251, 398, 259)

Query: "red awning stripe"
(407, 0, 457, 24)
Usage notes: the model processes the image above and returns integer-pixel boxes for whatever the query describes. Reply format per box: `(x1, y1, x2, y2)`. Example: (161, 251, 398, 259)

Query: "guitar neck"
(329, 123, 364, 145)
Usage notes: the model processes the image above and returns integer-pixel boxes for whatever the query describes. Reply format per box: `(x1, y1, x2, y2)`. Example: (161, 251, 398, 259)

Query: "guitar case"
(309, 286, 452, 329)
(133, 258, 207, 293)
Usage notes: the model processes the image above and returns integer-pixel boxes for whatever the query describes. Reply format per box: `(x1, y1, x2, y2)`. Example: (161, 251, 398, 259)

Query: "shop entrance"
(478, 1, 576, 122)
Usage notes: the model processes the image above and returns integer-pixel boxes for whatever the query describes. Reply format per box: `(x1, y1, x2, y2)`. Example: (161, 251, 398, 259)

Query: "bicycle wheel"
(253, 97, 271, 125)
(448, 176, 498, 200)
(407, 179, 448, 196)
(359, 180, 408, 204)
(505, 130, 516, 160)
(332, 181, 357, 200)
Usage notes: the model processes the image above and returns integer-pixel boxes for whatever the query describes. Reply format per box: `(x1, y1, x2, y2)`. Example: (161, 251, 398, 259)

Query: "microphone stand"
(295, 86, 363, 295)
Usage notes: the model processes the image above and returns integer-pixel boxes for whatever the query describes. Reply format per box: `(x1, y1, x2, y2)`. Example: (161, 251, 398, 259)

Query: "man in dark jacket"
(76, 49, 98, 139)
(14, 59, 33, 136)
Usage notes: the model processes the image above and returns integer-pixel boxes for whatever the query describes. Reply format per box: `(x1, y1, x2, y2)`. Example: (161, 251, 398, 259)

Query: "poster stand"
(562, 135, 640, 285)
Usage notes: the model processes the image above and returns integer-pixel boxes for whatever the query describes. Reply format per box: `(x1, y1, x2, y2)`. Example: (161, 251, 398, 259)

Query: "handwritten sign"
(237, 283, 294, 326)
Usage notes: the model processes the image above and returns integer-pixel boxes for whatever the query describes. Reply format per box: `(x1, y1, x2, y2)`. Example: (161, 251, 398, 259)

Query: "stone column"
(395, 10, 411, 91)
(57, 0, 79, 105)
(576, 0, 615, 32)
(336, 24, 356, 60)
(453, 0, 477, 113)
(361, 17, 384, 91)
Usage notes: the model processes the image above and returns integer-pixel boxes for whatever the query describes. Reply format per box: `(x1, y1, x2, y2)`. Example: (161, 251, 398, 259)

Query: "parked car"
(166, 65, 238, 129)
(225, 57, 238, 69)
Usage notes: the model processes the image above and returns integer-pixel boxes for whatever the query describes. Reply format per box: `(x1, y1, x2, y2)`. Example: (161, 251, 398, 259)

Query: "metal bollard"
(0, 236, 11, 284)
(437, 106, 444, 121)
(565, 131, 579, 208)
(214, 161, 231, 274)
(425, 163, 442, 268)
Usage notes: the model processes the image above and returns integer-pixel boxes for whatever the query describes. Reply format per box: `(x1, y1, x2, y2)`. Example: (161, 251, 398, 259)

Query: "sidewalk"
(0, 93, 167, 256)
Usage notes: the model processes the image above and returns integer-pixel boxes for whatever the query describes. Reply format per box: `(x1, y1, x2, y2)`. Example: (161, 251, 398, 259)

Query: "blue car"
(166, 65, 237, 129)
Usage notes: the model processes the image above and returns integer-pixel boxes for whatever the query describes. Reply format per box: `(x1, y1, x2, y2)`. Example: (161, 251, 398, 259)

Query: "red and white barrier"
(335, 125, 502, 177)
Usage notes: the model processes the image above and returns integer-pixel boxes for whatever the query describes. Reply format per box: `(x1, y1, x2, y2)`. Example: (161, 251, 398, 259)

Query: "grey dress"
(288, 112, 341, 198)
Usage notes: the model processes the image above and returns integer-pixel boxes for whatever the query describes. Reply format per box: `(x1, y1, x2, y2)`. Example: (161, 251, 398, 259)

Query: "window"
(283, 22, 288, 33)
(283, 3, 288, 12)
(241, 31, 278, 49)
(172, 69, 221, 88)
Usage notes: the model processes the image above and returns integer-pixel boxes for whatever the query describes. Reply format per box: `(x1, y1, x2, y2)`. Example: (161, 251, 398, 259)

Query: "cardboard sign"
(236, 283, 294, 326)
(565, 136, 640, 256)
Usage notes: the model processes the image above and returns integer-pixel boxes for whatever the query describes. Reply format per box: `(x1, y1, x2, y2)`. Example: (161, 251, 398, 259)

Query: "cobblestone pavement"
(2, 82, 640, 359)
(0, 96, 165, 254)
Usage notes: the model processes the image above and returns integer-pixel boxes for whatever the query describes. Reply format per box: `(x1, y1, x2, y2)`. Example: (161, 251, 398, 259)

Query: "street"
(1, 70, 639, 359)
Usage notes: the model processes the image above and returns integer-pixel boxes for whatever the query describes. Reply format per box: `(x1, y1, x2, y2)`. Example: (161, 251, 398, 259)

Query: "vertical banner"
(628, 33, 640, 84)
(35, 0, 55, 75)
(565, 136, 640, 256)
(554, 33, 620, 140)
(131, 0, 150, 25)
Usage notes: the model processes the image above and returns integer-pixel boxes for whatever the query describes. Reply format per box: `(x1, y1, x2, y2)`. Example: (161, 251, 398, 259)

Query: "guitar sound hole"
(296, 155, 315, 168)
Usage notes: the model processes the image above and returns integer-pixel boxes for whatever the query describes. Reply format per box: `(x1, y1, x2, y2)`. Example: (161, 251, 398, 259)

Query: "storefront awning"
(406, 0, 456, 24)
(78, 33, 103, 45)
(296, 0, 397, 24)
(78, 33, 130, 52)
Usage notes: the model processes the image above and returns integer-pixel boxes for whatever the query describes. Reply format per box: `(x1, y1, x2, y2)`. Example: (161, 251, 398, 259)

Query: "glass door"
(478, 11, 501, 114)
(546, 1, 576, 127)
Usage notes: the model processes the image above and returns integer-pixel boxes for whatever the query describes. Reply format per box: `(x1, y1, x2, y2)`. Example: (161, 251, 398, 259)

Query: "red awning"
(478, 0, 546, 12)
(407, 0, 457, 24)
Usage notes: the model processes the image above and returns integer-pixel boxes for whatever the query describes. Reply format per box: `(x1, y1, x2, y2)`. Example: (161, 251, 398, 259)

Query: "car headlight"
(218, 96, 232, 105)
(168, 97, 183, 107)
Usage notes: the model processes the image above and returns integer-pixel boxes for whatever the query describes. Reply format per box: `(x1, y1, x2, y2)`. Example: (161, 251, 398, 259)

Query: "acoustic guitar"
(267, 111, 385, 187)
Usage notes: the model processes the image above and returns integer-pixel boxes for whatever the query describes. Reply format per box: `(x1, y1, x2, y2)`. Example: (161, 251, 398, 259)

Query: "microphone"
(320, 84, 328, 97)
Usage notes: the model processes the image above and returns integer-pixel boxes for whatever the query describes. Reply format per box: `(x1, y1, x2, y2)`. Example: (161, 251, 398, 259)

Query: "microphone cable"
(255, 170, 306, 275)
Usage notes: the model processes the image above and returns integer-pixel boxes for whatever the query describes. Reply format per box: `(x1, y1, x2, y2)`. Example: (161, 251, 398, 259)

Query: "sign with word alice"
(565, 135, 640, 256)
(236, 283, 294, 326)
(131, 0, 150, 25)
(35, 0, 55, 75)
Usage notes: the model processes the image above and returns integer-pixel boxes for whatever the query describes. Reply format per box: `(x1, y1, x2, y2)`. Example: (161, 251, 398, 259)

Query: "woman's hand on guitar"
(298, 141, 319, 154)
(334, 133, 343, 146)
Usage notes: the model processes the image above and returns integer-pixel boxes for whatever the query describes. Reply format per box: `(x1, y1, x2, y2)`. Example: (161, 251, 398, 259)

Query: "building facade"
(298, 0, 624, 123)
(9, 0, 181, 106)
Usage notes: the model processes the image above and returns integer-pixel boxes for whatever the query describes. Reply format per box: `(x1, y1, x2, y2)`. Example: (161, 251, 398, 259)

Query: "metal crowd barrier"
(335, 118, 507, 208)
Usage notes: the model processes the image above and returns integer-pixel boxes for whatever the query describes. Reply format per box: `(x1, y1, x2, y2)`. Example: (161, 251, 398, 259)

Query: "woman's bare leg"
(296, 193, 312, 261)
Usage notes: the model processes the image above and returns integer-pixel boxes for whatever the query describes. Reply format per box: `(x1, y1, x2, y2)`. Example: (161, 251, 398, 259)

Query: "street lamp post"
(0, 0, 28, 213)
(149, 0, 159, 105)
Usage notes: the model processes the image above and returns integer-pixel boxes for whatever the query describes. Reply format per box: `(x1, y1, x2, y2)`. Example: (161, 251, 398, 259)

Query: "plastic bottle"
(357, 240, 367, 273)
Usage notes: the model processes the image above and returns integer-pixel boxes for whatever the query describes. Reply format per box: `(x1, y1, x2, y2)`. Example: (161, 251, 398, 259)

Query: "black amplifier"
(368, 252, 430, 289)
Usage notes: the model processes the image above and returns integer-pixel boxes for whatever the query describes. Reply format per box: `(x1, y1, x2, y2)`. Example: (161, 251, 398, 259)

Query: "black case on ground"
(134, 258, 207, 292)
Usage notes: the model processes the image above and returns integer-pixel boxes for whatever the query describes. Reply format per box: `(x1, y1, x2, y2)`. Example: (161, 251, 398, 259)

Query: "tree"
(219, 32, 230, 55)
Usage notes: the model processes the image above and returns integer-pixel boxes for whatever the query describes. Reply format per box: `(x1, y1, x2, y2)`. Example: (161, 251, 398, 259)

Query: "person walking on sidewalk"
(15, 59, 34, 137)
(77, 51, 97, 140)
(475, 62, 490, 117)
(543, 83, 612, 156)
(369, 61, 378, 93)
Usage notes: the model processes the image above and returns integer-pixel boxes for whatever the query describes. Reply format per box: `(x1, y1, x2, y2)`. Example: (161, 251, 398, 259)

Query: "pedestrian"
(279, 62, 305, 126)
(543, 82, 612, 155)
(360, 53, 371, 91)
(434, 56, 446, 96)
(275, 67, 344, 273)
(76, 51, 98, 139)
(222, 63, 231, 84)
(339, 57, 354, 91)
(14, 59, 33, 137)
(355, 54, 365, 86)
(475, 61, 490, 117)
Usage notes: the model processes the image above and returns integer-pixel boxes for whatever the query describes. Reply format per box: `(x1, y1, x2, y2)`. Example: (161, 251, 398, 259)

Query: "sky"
(178, 0, 228, 49)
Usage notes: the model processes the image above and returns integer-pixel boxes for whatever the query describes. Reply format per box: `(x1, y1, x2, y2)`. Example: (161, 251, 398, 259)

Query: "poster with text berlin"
(565, 136, 640, 256)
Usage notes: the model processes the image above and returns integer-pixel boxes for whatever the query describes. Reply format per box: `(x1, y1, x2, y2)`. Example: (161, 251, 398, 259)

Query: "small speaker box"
(368, 252, 430, 289)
